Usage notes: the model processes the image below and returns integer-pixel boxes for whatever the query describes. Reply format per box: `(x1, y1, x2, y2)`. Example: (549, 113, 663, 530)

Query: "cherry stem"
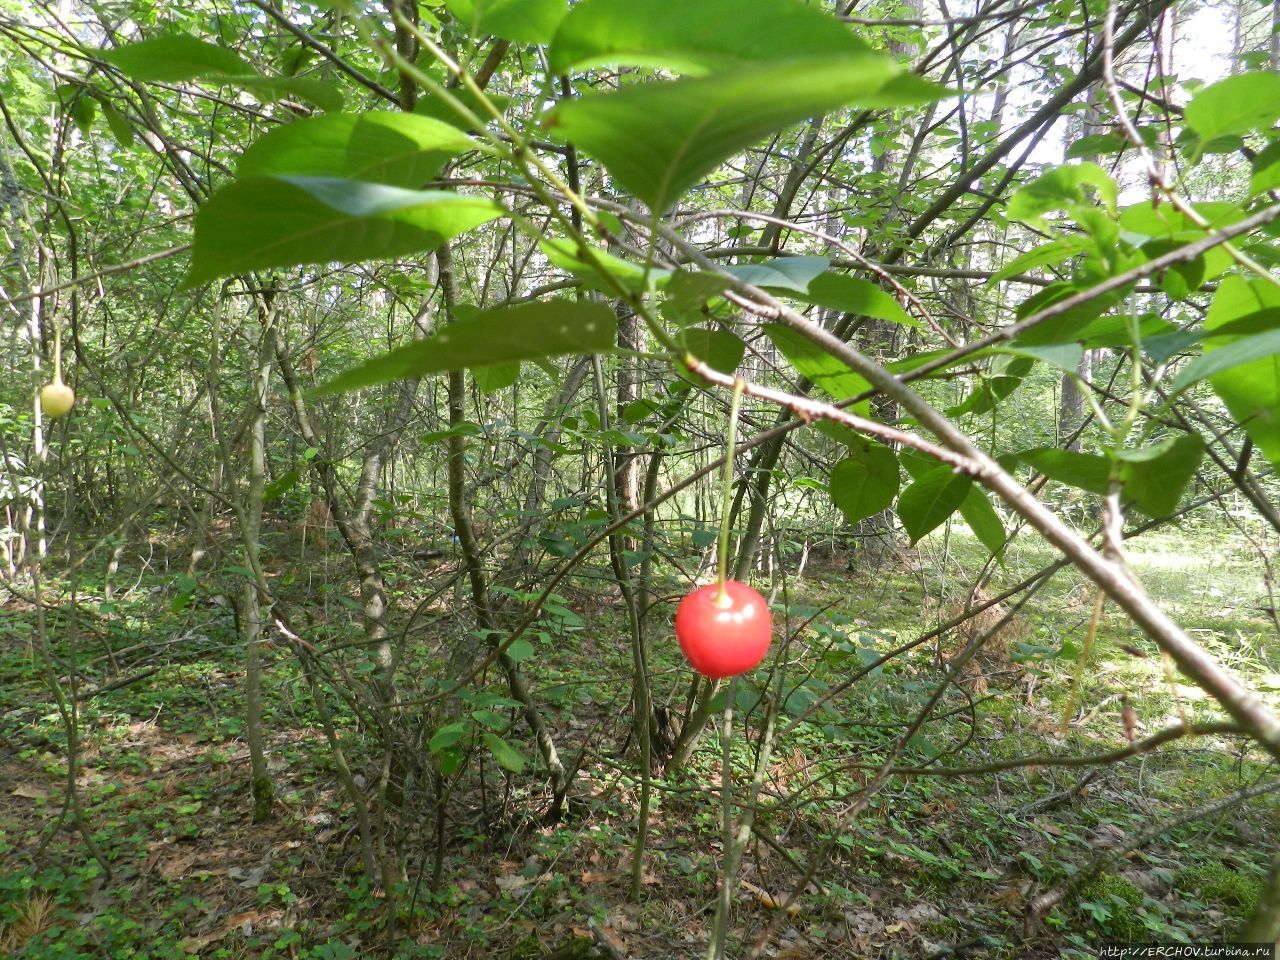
(714, 379, 746, 604)
(53, 326, 63, 383)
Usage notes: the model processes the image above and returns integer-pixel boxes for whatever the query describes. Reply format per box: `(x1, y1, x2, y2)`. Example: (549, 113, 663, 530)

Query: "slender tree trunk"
(244, 307, 274, 823)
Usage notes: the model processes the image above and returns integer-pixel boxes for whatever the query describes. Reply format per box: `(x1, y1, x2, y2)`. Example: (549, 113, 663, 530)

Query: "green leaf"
(723, 256, 830, 293)
(415, 86, 511, 128)
(238, 112, 474, 187)
(429, 721, 469, 754)
(474, 362, 521, 393)
(996, 342, 1085, 373)
(445, 0, 568, 44)
(98, 99, 136, 146)
(829, 442, 899, 525)
(438, 748, 463, 776)
(546, 55, 947, 212)
(542, 237, 665, 292)
(226, 75, 345, 112)
(764, 323, 871, 414)
(471, 709, 508, 731)
(958, 487, 1005, 554)
(665, 270, 730, 315)
(1006, 162, 1117, 227)
(947, 356, 1033, 418)
(987, 237, 1086, 285)
(896, 465, 971, 544)
(1018, 448, 1110, 495)
(549, 0, 868, 75)
(316, 300, 616, 394)
(1115, 435, 1205, 516)
(1249, 141, 1280, 197)
(101, 34, 253, 82)
(1012, 281, 1128, 346)
(264, 468, 301, 502)
(1065, 132, 1129, 159)
(797, 272, 917, 327)
(505, 638, 535, 662)
(1202, 276, 1280, 470)
(185, 176, 504, 286)
(679, 327, 745, 379)
(482, 732, 527, 773)
(1170, 328, 1280, 394)
(1184, 71, 1280, 143)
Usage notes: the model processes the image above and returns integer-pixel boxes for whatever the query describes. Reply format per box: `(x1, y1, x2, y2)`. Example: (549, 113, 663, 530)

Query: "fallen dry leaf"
(11, 783, 49, 800)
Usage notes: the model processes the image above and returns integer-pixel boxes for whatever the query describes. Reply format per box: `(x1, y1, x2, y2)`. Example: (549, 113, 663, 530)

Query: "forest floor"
(1, 517, 1278, 959)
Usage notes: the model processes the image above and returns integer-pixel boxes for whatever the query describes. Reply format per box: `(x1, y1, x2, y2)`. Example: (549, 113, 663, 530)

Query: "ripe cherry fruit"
(675, 579, 772, 679)
(40, 378, 75, 418)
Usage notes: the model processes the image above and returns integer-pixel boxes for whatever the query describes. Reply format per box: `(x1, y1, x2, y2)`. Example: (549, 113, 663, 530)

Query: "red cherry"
(674, 579, 772, 679)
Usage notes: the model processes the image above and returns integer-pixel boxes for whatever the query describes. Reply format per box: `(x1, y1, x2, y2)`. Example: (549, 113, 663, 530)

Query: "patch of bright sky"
(1014, 2, 1236, 173)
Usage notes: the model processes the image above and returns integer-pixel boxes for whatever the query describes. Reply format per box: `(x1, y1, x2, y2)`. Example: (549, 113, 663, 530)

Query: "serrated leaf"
(546, 55, 947, 212)
(317, 300, 616, 394)
(101, 34, 253, 82)
(185, 176, 504, 286)
(238, 112, 473, 186)
(829, 442, 899, 524)
(549, 0, 869, 75)
(482, 732, 527, 773)
(896, 466, 971, 543)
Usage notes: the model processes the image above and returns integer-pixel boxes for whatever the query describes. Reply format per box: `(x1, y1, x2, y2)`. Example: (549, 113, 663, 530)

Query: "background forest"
(3, 0, 1280, 957)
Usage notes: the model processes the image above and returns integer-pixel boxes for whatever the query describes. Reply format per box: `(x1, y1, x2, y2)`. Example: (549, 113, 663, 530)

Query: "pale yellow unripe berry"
(40, 379, 75, 418)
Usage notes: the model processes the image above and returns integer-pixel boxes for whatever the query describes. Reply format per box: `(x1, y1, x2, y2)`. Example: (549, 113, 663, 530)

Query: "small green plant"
(1078, 873, 1146, 941)
(1178, 862, 1262, 919)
